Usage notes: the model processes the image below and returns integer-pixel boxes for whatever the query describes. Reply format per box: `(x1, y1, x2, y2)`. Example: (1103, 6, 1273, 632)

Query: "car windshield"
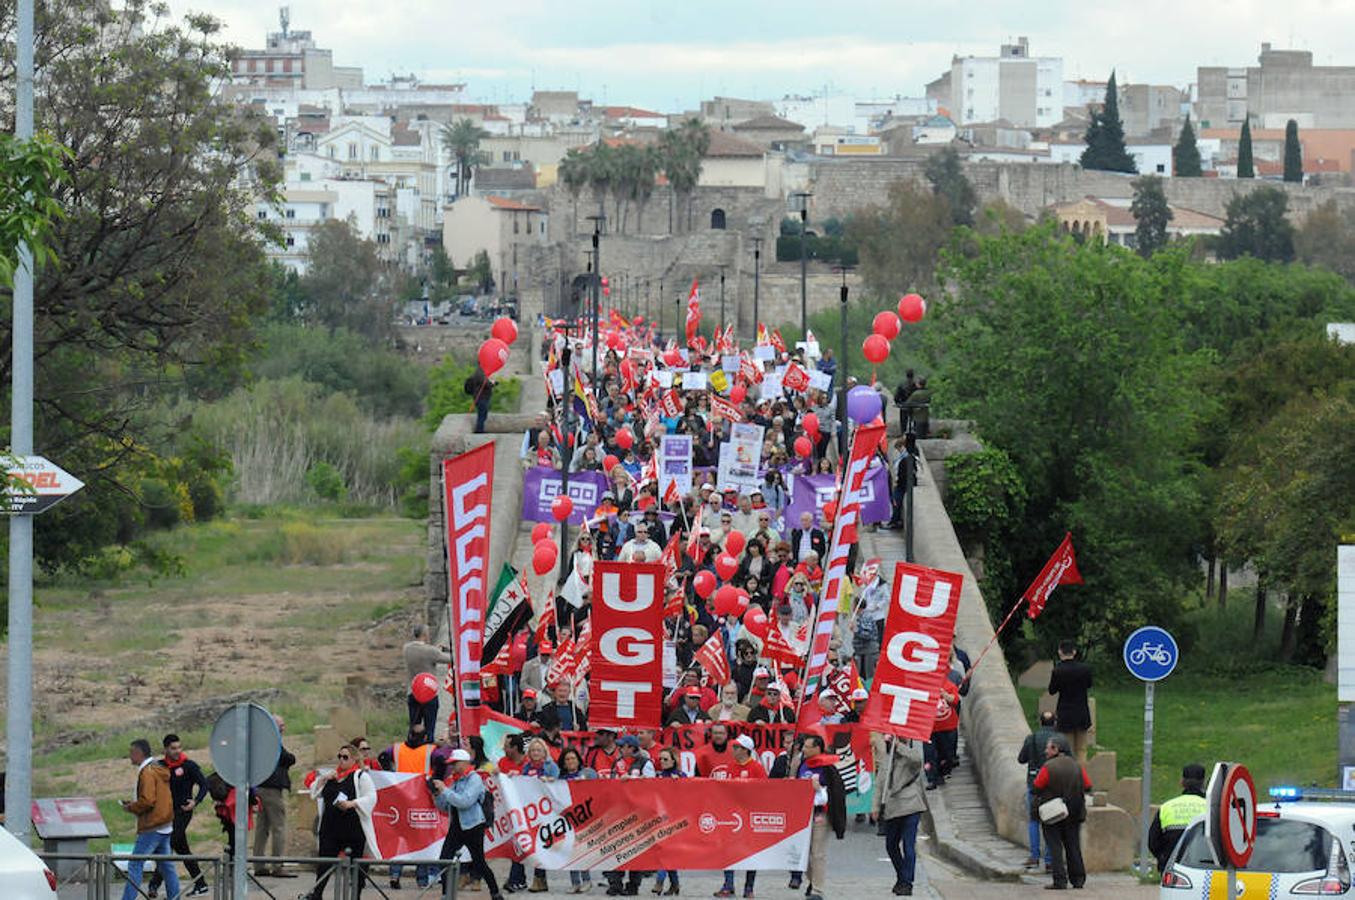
(1175, 819, 1334, 874)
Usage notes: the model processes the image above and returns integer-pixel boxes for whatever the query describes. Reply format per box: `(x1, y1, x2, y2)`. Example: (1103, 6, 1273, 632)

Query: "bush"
(140, 478, 182, 530)
(305, 461, 347, 501)
(252, 323, 426, 419)
(423, 357, 521, 429)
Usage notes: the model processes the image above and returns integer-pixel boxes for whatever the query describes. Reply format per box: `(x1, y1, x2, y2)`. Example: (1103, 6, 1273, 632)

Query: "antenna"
(279, 5, 290, 38)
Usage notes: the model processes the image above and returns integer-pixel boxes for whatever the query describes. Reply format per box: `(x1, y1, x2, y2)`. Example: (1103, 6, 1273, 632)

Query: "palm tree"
(558, 148, 589, 236)
(658, 118, 710, 233)
(630, 145, 660, 235)
(439, 118, 490, 199)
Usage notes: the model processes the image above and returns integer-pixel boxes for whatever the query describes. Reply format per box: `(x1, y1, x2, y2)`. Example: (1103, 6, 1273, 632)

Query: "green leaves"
(0, 132, 71, 285)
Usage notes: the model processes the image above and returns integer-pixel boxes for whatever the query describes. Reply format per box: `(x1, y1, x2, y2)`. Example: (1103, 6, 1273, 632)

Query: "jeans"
(390, 862, 437, 886)
(149, 808, 206, 892)
(509, 860, 544, 887)
(569, 870, 593, 887)
(122, 831, 179, 900)
(1026, 787, 1051, 863)
(474, 400, 490, 434)
(883, 813, 921, 887)
(722, 869, 756, 893)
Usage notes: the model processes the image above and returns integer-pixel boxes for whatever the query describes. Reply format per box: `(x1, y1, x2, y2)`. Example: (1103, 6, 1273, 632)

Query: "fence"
(38, 852, 459, 900)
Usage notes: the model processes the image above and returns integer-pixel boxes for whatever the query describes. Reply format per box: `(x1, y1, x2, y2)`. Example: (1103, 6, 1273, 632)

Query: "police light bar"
(1268, 786, 1355, 802)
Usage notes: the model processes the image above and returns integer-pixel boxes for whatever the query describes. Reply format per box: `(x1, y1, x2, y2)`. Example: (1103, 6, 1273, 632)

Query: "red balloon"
(607, 332, 623, 351)
(619, 358, 636, 382)
(634, 316, 645, 325)
(714, 584, 740, 617)
(664, 349, 683, 367)
(491, 316, 518, 345)
(715, 553, 739, 581)
(601, 277, 610, 287)
(822, 500, 838, 523)
(898, 293, 927, 323)
(693, 570, 716, 599)
(603, 454, 620, 472)
(477, 338, 509, 377)
(411, 672, 438, 704)
(532, 541, 558, 576)
(803, 413, 820, 437)
(742, 606, 769, 639)
(531, 522, 553, 545)
(794, 435, 813, 458)
(551, 495, 573, 522)
(603, 286, 611, 296)
(724, 531, 746, 556)
(729, 385, 747, 404)
(734, 588, 751, 616)
(615, 427, 634, 450)
(862, 333, 890, 364)
(872, 311, 901, 341)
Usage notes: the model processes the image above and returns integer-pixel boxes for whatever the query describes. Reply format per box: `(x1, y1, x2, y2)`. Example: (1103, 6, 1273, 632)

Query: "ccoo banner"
(588, 561, 666, 731)
(861, 561, 964, 741)
(361, 771, 450, 861)
(521, 468, 610, 524)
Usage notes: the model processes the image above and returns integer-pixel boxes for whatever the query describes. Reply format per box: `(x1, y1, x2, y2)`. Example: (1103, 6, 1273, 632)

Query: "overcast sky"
(187, 0, 1355, 110)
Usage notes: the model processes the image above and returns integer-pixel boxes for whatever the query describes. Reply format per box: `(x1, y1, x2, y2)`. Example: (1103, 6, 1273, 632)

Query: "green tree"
(439, 118, 490, 198)
(1173, 115, 1203, 177)
(267, 261, 307, 322)
(847, 179, 953, 298)
(428, 245, 456, 301)
(923, 147, 977, 227)
(465, 249, 493, 293)
(1283, 119, 1303, 183)
(1080, 71, 1137, 173)
(301, 219, 392, 339)
(1130, 175, 1174, 257)
(1237, 119, 1255, 178)
(1295, 200, 1355, 282)
(558, 147, 589, 235)
(1215, 187, 1295, 262)
(0, 133, 68, 283)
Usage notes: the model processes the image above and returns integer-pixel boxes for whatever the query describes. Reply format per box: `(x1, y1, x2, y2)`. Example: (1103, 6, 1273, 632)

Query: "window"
(299, 172, 311, 182)
(503, 151, 512, 162)
(1175, 821, 1334, 874)
(540, 222, 546, 235)
(285, 235, 295, 247)
(1156, 163, 1165, 173)
(348, 143, 357, 160)
(710, 208, 727, 230)
(514, 217, 520, 234)
(256, 209, 267, 220)
(327, 146, 336, 159)
(376, 233, 390, 245)
(285, 208, 295, 219)
(377, 207, 390, 219)
(370, 146, 379, 160)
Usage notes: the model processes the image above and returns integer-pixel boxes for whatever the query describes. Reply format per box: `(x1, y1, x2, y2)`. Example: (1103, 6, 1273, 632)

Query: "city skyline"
(186, 0, 1354, 110)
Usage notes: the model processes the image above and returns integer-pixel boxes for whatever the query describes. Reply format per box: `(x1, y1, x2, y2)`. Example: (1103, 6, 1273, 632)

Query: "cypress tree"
(1173, 115, 1203, 177)
(1081, 71, 1137, 174)
(1238, 119, 1255, 178)
(1283, 119, 1303, 183)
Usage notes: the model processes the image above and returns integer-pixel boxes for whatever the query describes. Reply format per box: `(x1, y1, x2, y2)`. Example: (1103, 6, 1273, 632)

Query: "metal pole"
(799, 206, 808, 337)
(1138, 681, 1156, 876)
(838, 279, 848, 459)
(557, 343, 573, 587)
(904, 449, 915, 563)
(752, 237, 762, 344)
(6, 0, 36, 841)
(590, 219, 600, 400)
(233, 703, 249, 898)
(719, 268, 726, 336)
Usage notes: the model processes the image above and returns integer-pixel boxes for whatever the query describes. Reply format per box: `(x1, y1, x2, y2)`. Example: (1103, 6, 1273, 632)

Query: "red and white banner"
(739, 355, 763, 385)
(659, 389, 684, 418)
(800, 422, 885, 714)
(709, 393, 743, 422)
(361, 771, 450, 861)
(782, 362, 810, 393)
(861, 562, 964, 740)
(589, 561, 665, 730)
(685, 279, 702, 348)
(1023, 532, 1083, 619)
(485, 777, 811, 871)
(694, 630, 731, 685)
(443, 442, 495, 737)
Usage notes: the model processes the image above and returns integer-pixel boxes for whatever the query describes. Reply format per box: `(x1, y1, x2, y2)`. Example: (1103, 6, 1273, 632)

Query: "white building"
(774, 93, 859, 132)
(949, 38, 1063, 128)
(257, 178, 388, 273)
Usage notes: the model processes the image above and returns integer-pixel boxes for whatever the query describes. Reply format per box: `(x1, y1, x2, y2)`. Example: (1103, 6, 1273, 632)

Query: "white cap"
(734, 735, 756, 752)
(449, 749, 472, 763)
(850, 688, 870, 701)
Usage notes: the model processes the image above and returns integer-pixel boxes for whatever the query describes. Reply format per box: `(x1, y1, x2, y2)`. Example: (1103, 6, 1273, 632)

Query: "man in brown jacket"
(119, 738, 178, 900)
(1032, 735, 1092, 890)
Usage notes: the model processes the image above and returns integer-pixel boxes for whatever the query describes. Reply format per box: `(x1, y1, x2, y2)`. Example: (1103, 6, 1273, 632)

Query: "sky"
(182, 0, 1355, 111)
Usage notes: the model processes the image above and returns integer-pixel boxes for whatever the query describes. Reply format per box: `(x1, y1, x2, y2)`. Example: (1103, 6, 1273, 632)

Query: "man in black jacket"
(1048, 641, 1093, 761)
(148, 734, 210, 897)
(254, 715, 297, 878)
(789, 512, 827, 565)
(465, 366, 494, 434)
(1017, 711, 1058, 869)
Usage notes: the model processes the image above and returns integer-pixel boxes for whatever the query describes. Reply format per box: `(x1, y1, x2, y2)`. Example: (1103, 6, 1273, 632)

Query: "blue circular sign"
(1123, 626, 1179, 682)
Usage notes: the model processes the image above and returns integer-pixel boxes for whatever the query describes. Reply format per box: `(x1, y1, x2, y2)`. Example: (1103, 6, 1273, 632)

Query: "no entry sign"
(1206, 762, 1257, 870)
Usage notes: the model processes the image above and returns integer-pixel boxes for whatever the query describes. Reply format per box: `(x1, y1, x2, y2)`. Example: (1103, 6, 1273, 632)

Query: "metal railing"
(38, 851, 459, 900)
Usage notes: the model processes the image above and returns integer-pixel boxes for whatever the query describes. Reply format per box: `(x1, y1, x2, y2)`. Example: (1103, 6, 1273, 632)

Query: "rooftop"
(704, 131, 766, 158)
(485, 194, 542, 212)
(732, 115, 805, 132)
(1052, 196, 1224, 229)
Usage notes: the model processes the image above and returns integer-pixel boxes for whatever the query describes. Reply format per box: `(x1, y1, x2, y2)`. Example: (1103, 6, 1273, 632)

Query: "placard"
(721, 354, 741, 374)
(659, 434, 693, 498)
(682, 371, 707, 392)
(753, 344, 776, 362)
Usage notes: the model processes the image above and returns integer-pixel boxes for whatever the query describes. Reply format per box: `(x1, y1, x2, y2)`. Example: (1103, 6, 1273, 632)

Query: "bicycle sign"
(1123, 626, 1179, 682)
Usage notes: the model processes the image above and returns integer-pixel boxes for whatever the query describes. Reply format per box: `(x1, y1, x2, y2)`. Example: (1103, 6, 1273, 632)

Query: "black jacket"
(164, 756, 210, 808)
(1048, 660, 1093, 731)
(789, 528, 827, 564)
(259, 745, 297, 791)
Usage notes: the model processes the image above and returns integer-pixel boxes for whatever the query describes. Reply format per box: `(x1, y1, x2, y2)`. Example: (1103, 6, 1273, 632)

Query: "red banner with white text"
(443, 442, 496, 737)
(485, 776, 811, 871)
(861, 562, 964, 741)
(589, 561, 666, 731)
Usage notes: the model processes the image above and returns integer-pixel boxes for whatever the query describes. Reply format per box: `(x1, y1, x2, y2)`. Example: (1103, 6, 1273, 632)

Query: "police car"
(1160, 787, 1355, 898)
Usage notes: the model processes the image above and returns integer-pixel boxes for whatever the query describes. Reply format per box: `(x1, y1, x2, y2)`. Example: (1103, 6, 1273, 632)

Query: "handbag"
(1038, 797, 1070, 824)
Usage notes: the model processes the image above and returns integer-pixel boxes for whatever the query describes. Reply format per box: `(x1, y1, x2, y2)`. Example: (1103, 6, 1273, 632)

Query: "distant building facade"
(946, 38, 1063, 128)
(1197, 43, 1355, 130)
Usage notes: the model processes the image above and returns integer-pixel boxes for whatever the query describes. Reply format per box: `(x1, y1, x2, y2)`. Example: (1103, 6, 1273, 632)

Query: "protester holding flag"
(795, 733, 847, 900)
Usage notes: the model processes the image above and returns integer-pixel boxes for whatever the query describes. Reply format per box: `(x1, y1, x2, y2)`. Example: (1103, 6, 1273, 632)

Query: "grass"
(1014, 590, 1337, 804)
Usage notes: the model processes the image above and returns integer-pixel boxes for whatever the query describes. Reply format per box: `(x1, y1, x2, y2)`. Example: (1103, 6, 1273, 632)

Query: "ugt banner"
(521, 467, 610, 524)
(589, 561, 665, 730)
(361, 771, 450, 861)
(443, 442, 495, 737)
(862, 561, 964, 741)
(785, 465, 893, 527)
(486, 776, 811, 871)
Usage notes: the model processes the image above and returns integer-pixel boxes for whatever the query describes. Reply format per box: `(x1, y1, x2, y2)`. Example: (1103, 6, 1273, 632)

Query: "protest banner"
(361, 771, 450, 861)
(717, 423, 763, 493)
(682, 371, 708, 392)
(861, 561, 964, 740)
(485, 776, 811, 872)
(785, 465, 892, 526)
(443, 442, 495, 736)
(589, 561, 666, 730)
(658, 434, 693, 498)
(521, 468, 610, 524)
(782, 363, 810, 393)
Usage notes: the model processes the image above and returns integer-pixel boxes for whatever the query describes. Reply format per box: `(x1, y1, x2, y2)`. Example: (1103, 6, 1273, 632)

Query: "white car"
(1161, 797, 1355, 898)
(0, 826, 58, 898)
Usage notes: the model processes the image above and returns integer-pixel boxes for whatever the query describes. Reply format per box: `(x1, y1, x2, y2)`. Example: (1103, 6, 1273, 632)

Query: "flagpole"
(957, 594, 1029, 692)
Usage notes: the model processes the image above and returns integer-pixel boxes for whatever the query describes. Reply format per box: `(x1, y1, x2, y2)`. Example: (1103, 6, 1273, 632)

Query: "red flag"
(442, 442, 495, 737)
(762, 622, 804, 667)
(662, 478, 681, 506)
(861, 562, 963, 740)
(685, 279, 702, 349)
(535, 595, 556, 647)
(659, 389, 684, 418)
(783, 362, 810, 393)
(686, 507, 705, 562)
(695, 631, 731, 686)
(482, 642, 512, 675)
(663, 586, 686, 619)
(545, 634, 577, 689)
(739, 354, 763, 385)
(590, 561, 666, 730)
(770, 329, 786, 354)
(709, 393, 743, 422)
(1023, 533, 1082, 619)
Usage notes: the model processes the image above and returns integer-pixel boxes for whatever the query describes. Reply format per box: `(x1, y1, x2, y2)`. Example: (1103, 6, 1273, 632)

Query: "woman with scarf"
(793, 733, 847, 900)
(650, 747, 686, 896)
(559, 748, 597, 894)
(301, 742, 376, 900)
(433, 749, 504, 900)
(507, 739, 560, 893)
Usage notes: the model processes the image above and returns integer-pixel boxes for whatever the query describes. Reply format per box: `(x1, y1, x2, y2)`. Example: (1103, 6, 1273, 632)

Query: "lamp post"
(835, 266, 853, 459)
(717, 264, 728, 337)
(751, 236, 763, 344)
(790, 191, 813, 338)
(586, 213, 604, 401)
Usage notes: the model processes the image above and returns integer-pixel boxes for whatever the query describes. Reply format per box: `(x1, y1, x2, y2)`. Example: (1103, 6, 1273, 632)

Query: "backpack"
(479, 773, 496, 823)
(464, 375, 477, 396)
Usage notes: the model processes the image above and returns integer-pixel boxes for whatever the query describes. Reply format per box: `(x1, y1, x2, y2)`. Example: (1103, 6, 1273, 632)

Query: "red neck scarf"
(163, 753, 186, 766)
(334, 763, 360, 782)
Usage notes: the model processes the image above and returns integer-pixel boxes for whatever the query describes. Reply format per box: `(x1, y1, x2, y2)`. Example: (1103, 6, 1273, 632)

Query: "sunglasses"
(358, 746, 371, 752)
(337, 753, 352, 761)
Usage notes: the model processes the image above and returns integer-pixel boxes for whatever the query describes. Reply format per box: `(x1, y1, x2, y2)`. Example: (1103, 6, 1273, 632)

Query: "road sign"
(3, 455, 83, 514)
(1123, 625, 1179, 682)
(210, 702, 281, 789)
(1206, 762, 1258, 870)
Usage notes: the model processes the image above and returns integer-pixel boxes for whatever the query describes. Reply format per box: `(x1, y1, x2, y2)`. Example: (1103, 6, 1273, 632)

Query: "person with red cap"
(667, 685, 711, 726)
(713, 737, 767, 898)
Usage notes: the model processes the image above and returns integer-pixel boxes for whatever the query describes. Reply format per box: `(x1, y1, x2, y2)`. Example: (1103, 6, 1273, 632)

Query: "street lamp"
(751, 236, 763, 344)
(716, 264, 728, 337)
(790, 191, 813, 338)
(834, 265, 853, 459)
(585, 213, 605, 401)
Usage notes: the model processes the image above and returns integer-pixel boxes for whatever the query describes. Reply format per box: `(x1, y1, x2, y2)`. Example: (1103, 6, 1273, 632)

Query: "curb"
(923, 785, 1025, 883)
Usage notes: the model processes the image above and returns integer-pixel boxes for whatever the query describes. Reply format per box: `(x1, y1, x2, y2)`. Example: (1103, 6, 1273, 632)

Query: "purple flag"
(786, 463, 892, 527)
(521, 467, 611, 524)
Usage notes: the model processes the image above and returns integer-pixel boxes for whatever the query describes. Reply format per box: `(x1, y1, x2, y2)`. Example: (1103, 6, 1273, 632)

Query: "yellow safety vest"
(1159, 793, 1207, 830)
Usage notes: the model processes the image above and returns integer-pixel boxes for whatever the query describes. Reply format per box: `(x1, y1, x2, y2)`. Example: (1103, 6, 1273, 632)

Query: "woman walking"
(510, 739, 559, 893)
(873, 734, 926, 896)
(651, 748, 684, 896)
(559, 748, 597, 894)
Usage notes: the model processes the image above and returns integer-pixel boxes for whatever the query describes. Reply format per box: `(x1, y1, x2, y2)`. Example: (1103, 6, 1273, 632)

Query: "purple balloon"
(847, 385, 882, 425)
